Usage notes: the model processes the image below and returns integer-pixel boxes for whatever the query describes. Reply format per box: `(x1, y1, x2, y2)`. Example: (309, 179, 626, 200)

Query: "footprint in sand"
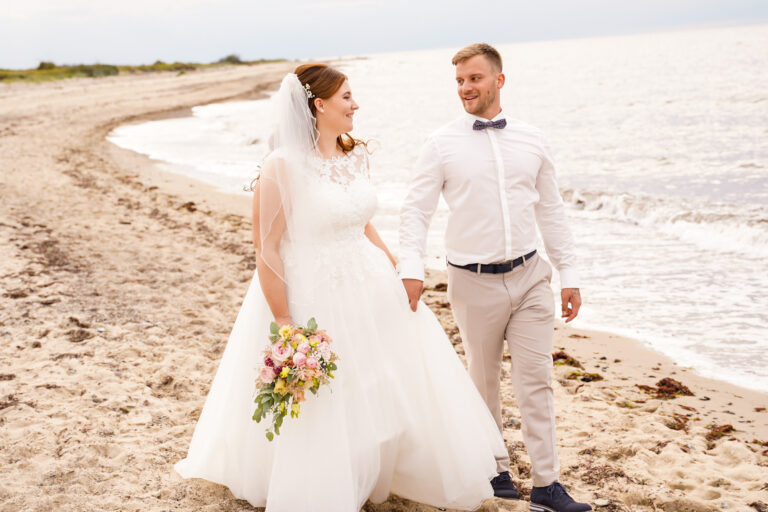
(695, 488, 721, 500)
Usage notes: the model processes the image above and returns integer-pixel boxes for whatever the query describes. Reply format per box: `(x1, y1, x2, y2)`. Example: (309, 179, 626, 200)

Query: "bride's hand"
(274, 316, 294, 327)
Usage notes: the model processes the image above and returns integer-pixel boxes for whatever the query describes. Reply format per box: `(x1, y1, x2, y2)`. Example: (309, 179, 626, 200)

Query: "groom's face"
(455, 54, 504, 119)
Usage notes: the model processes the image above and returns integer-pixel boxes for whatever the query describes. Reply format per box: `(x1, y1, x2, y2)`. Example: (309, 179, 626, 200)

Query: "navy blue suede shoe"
(530, 482, 592, 512)
(490, 471, 519, 499)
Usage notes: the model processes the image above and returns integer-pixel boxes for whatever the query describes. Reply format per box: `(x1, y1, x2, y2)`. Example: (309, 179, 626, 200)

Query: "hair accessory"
(304, 83, 315, 99)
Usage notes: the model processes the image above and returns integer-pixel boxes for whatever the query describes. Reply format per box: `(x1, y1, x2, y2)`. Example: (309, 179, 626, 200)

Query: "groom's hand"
(402, 279, 423, 312)
(561, 288, 581, 323)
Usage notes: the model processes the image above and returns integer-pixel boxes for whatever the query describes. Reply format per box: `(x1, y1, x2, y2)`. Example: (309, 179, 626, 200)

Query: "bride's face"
(315, 80, 358, 136)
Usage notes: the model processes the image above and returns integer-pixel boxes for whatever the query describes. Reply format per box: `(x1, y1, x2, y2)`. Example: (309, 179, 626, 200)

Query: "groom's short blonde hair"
(452, 43, 503, 72)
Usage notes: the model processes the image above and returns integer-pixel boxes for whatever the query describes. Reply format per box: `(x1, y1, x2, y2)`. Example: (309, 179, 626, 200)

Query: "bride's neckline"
(313, 150, 350, 162)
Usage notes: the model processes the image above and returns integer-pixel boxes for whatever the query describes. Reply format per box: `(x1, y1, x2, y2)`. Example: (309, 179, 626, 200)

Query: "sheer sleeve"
(257, 154, 291, 283)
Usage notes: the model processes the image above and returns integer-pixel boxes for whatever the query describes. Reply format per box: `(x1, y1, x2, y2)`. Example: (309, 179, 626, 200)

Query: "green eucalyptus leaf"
(307, 317, 317, 331)
(266, 431, 274, 441)
(270, 322, 279, 335)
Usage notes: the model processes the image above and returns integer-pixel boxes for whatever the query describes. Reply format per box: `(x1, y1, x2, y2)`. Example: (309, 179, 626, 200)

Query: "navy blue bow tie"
(473, 118, 507, 131)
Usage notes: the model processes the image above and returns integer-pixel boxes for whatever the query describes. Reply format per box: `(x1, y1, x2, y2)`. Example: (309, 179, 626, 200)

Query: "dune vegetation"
(0, 54, 285, 82)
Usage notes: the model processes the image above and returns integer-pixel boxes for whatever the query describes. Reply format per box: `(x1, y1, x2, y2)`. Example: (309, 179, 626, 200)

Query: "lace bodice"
(312, 146, 371, 187)
(290, 145, 377, 243)
(279, 145, 386, 291)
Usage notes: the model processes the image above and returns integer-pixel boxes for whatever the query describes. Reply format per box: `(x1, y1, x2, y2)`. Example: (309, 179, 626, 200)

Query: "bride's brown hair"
(294, 63, 366, 154)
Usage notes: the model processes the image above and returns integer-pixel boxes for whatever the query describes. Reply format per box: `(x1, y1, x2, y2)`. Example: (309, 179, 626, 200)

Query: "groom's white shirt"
(399, 111, 579, 289)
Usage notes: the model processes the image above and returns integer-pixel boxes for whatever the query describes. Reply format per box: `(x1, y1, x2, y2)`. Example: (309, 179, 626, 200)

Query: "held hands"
(561, 288, 581, 323)
(401, 279, 423, 312)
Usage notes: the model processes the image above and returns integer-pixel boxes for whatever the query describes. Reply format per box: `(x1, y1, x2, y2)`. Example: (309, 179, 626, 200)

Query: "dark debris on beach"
(552, 350, 584, 368)
(705, 424, 736, 442)
(636, 377, 694, 399)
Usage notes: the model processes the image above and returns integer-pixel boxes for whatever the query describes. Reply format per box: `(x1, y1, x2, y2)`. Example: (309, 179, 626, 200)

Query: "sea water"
(108, 25, 768, 392)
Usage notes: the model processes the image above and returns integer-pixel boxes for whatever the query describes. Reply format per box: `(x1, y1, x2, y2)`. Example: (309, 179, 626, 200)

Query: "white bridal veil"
(256, 73, 319, 285)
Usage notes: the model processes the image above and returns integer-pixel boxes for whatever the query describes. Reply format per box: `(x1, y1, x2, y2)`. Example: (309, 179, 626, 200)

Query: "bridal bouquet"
(252, 318, 338, 441)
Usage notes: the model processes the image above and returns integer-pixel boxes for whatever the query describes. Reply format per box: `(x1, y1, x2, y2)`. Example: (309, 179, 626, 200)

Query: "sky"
(1, 0, 767, 69)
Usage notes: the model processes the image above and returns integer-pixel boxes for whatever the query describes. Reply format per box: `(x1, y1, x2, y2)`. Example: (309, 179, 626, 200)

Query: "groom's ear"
(497, 73, 506, 89)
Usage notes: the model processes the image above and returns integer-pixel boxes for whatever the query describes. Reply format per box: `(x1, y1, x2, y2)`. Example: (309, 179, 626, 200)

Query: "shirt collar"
(465, 109, 506, 124)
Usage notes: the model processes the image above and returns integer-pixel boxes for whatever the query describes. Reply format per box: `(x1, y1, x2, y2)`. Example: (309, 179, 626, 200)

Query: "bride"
(173, 63, 507, 511)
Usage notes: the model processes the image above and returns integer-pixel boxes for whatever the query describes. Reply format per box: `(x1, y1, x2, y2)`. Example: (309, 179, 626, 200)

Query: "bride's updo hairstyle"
(294, 63, 365, 154)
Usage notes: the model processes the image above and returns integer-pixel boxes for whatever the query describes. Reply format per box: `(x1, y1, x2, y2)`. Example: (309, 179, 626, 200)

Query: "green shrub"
(76, 64, 119, 77)
(0, 56, 286, 83)
(218, 54, 243, 64)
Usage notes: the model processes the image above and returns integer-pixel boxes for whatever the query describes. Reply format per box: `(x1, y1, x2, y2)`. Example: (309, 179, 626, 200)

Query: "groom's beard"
(462, 89, 498, 117)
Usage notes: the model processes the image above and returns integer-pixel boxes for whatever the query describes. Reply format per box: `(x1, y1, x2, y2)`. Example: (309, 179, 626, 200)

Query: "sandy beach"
(1, 65, 766, 512)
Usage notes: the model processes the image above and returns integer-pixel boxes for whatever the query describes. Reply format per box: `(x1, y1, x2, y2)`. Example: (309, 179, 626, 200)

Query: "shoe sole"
(530, 504, 556, 512)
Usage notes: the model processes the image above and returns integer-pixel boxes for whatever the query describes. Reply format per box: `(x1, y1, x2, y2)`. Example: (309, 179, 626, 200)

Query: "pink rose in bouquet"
(259, 366, 277, 384)
(271, 343, 293, 362)
(292, 352, 307, 367)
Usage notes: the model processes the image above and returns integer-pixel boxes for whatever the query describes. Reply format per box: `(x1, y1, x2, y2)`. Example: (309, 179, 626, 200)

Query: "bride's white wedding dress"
(174, 75, 506, 512)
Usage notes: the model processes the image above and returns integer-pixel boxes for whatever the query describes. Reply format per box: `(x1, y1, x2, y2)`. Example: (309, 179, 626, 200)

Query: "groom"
(399, 43, 590, 512)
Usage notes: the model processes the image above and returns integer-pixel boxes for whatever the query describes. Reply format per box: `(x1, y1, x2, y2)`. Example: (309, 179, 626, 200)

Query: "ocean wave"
(562, 189, 768, 258)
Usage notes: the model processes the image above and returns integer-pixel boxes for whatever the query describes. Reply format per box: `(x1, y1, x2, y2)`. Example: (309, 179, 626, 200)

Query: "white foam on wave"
(563, 190, 768, 259)
(108, 99, 275, 194)
(659, 220, 768, 259)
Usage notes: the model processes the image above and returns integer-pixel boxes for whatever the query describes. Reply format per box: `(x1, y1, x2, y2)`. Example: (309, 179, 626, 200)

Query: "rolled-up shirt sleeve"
(534, 138, 579, 289)
(398, 137, 444, 281)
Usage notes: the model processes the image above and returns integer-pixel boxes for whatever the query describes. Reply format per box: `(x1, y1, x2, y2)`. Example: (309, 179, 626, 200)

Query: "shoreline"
(1, 65, 766, 511)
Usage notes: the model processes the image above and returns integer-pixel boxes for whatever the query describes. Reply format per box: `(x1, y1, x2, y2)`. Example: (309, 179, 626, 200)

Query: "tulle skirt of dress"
(173, 239, 507, 511)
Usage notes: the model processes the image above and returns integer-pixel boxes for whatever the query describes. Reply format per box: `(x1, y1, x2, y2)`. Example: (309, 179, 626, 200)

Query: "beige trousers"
(447, 253, 559, 487)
